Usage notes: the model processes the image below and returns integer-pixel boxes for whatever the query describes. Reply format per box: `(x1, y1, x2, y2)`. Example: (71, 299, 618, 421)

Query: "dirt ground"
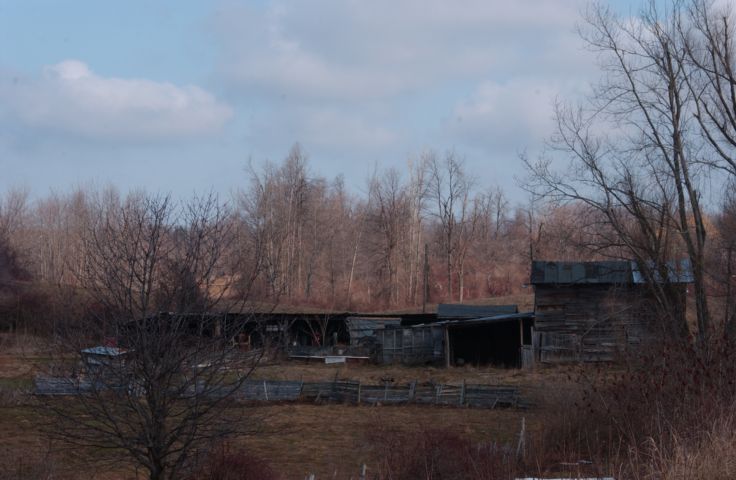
(0, 332, 569, 479)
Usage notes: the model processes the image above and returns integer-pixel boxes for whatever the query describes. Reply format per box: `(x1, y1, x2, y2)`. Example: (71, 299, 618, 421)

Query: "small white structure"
(81, 346, 128, 376)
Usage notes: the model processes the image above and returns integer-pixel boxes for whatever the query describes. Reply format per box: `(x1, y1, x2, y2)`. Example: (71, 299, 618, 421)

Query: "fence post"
(460, 379, 466, 406)
(359, 463, 367, 480)
(263, 380, 268, 401)
(516, 416, 526, 459)
(409, 380, 416, 403)
(357, 380, 361, 405)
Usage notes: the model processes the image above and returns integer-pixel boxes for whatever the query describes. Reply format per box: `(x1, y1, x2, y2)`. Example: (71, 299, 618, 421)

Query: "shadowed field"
(0, 333, 566, 479)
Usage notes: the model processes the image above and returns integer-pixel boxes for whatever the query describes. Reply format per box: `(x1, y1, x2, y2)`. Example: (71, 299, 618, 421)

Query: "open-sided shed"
(439, 312, 534, 368)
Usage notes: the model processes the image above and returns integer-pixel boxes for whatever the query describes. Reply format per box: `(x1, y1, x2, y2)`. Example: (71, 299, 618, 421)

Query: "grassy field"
(0, 332, 569, 479)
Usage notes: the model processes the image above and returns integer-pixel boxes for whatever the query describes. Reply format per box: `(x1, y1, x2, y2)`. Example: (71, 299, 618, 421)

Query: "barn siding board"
(534, 284, 657, 363)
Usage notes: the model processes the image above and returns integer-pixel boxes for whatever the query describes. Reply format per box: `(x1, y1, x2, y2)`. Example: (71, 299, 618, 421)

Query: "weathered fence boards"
(35, 376, 89, 396)
(35, 375, 523, 409)
(239, 380, 304, 401)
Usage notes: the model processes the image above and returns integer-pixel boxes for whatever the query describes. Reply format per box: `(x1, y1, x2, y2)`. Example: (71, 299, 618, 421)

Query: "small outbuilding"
(439, 311, 535, 368)
(531, 260, 692, 363)
(368, 304, 534, 368)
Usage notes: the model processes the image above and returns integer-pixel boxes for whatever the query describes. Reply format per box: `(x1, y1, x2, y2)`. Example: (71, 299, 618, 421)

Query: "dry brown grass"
(0, 341, 551, 479)
(645, 416, 736, 480)
(0, 333, 50, 380)
(253, 361, 530, 384)
(0, 331, 593, 479)
(0, 396, 534, 479)
(238, 403, 531, 479)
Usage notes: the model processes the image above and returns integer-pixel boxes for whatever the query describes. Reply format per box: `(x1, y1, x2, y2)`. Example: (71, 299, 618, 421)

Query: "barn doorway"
(447, 316, 533, 368)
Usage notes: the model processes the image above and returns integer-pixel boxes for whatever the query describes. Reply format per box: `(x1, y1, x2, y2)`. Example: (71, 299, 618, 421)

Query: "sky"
(0, 0, 639, 202)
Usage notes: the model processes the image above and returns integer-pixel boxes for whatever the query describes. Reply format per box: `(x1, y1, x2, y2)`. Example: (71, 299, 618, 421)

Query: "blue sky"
(0, 0, 637, 202)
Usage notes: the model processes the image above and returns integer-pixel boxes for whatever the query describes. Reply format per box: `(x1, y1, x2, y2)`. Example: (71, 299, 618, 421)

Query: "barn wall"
(533, 285, 655, 363)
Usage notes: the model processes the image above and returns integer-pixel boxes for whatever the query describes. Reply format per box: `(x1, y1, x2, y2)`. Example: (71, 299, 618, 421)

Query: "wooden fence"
(35, 376, 524, 409)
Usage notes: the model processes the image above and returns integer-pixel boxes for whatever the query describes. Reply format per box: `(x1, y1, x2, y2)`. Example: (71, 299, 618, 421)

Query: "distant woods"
(0, 141, 733, 331)
(2, 0, 736, 332)
(0, 148, 571, 328)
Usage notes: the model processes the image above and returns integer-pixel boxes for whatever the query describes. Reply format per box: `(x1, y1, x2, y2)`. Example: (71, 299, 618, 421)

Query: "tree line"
(0, 146, 576, 330)
(0, 0, 735, 344)
(0, 140, 735, 334)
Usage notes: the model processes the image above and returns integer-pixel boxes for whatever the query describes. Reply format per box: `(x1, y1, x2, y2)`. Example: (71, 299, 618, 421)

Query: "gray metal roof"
(631, 259, 694, 284)
(436, 304, 518, 319)
(531, 261, 631, 284)
(437, 311, 534, 328)
(531, 260, 693, 285)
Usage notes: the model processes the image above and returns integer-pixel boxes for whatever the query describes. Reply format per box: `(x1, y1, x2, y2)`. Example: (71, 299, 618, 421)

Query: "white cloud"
(209, 0, 598, 158)
(245, 105, 399, 154)
(215, 0, 589, 101)
(0, 60, 233, 141)
(446, 80, 559, 151)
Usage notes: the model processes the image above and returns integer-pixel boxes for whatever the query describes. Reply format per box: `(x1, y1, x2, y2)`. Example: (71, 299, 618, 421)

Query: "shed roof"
(437, 311, 534, 328)
(632, 259, 694, 284)
(531, 260, 693, 285)
(437, 304, 518, 319)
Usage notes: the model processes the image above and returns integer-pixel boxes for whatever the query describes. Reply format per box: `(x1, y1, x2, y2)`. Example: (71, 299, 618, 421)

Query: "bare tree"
(524, 1, 718, 341)
(0, 187, 29, 244)
(427, 151, 477, 302)
(712, 185, 736, 336)
(366, 168, 409, 306)
(404, 156, 429, 305)
(40, 192, 259, 480)
(685, 0, 736, 177)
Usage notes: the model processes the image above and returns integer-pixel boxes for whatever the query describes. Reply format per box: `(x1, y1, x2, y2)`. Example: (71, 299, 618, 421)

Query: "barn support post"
(519, 318, 524, 367)
(444, 327, 451, 368)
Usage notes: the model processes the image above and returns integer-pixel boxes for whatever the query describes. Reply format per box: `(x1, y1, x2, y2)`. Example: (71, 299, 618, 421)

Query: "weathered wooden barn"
(531, 260, 692, 363)
(435, 305, 534, 368)
(365, 304, 534, 367)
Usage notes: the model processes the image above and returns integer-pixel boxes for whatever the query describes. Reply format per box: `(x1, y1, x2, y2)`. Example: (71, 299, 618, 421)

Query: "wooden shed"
(374, 324, 445, 365)
(531, 260, 692, 363)
(440, 312, 535, 368)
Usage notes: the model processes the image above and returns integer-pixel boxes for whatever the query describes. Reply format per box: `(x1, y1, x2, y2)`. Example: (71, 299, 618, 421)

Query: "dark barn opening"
(451, 318, 532, 367)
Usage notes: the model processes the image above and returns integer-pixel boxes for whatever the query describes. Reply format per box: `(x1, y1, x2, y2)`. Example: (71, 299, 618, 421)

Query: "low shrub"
(190, 445, 280, 480)
(369, 426, 518, 480)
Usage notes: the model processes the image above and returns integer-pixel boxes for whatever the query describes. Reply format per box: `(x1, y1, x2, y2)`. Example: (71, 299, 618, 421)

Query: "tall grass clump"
(368, 426, 519, 480)
(536, 335, 736, 478)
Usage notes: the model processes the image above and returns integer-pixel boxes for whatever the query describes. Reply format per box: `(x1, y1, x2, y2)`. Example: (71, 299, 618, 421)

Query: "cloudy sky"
(0, 0, 637, 201)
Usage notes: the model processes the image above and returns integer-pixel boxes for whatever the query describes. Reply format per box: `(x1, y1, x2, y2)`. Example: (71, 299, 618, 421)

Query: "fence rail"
(34, 375, 524, 409)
